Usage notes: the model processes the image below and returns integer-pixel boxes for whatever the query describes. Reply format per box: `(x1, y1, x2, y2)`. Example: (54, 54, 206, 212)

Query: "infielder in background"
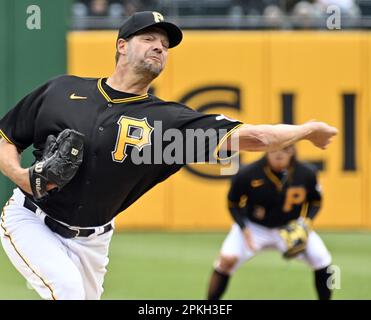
(0, 11, 337, 299)
(207, 145, 333, 300)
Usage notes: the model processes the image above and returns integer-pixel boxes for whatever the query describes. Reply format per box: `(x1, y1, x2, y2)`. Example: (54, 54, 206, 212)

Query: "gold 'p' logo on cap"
(152, 12, 164, 23)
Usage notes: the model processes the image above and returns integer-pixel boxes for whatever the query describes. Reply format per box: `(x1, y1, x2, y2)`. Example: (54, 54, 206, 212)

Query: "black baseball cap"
(117, 11, 183, 48)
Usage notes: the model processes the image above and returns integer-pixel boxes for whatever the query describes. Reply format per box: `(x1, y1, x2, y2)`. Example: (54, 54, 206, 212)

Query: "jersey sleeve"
(306, 168, 322, 220)
(228, 168, 250, 205)
(176, 106, 242, 163)
(0, 80, 51, 151)
(227, 168, 250, 229)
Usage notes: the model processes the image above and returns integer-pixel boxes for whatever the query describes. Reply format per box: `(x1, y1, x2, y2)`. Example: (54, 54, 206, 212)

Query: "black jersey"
(0, 75, 241, 226)
(228, 156, 322, 228)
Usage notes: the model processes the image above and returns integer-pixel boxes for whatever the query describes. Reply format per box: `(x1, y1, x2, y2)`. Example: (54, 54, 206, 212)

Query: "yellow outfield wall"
(68, 31, 371, 230)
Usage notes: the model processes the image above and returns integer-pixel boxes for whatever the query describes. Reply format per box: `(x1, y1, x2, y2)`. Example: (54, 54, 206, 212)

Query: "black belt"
(23, 197, 113, 238)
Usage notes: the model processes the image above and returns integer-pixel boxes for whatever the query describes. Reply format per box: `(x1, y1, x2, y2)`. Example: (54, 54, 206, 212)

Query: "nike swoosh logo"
(70, 93, 87, 100)
(251, 179, 264, 188)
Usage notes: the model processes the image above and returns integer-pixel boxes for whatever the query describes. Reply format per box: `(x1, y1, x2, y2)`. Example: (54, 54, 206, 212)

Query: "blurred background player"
(207, 145, 333, 300)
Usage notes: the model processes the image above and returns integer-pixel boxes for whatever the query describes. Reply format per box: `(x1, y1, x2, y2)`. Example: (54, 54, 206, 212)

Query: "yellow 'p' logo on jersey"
(112, 116, 154, 163)
(152, 12, 164, 23)
(283, 187, 306, 212)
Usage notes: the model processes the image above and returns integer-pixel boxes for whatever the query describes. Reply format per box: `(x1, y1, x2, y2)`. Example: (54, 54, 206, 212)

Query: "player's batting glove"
(279, 217, 312, 259)
(29, 129, 84, 201)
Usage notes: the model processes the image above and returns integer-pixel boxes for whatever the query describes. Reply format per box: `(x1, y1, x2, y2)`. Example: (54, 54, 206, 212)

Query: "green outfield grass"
(0, 231, 370, 300)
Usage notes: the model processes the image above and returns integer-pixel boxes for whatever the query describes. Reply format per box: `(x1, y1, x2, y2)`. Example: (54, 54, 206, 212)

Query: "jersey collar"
(97, 78, 149, 104)
(263, 164, 294, 192)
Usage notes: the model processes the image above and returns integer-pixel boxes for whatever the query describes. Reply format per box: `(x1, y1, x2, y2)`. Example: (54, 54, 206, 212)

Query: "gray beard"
(134, 60, 162, 80)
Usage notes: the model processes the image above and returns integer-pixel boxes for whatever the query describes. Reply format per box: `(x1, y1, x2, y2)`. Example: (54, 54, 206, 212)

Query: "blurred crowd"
(71, 0, 371, 29)
(72, 0, 365, 17)
(72, 0, 155, 18)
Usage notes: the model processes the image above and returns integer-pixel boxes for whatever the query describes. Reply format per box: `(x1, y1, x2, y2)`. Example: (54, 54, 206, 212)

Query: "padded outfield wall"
(0, 0, 71, 205)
